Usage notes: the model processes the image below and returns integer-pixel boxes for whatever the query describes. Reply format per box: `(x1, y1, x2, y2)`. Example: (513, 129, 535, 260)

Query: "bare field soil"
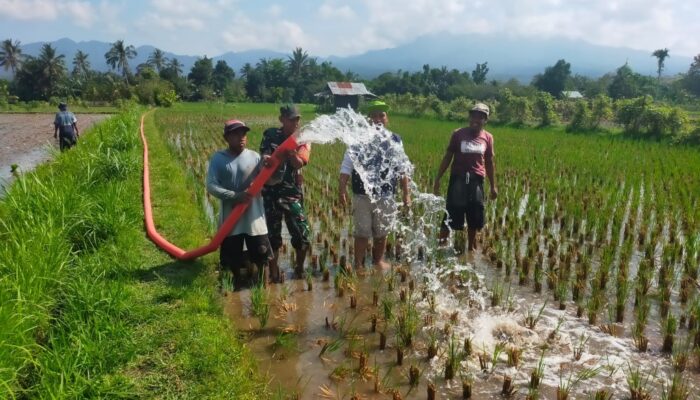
(0, 113, 109, 185)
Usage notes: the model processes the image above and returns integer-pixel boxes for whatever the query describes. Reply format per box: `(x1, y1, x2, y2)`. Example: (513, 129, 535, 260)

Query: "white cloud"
(307, 0, 699, 57)
(65, 1, 95, 27)
(0, 0, 697, 58)
(141, 13, 206, 31)
(0, 0, 96, 25)
(318, 2, 356, 19)
(267, 4, 282, 17)
(149, 0, 218, 17)
(221, 15, 316, 52)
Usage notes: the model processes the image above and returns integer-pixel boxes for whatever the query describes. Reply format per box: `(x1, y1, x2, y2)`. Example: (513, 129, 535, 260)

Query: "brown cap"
(223, 119, 250, 135)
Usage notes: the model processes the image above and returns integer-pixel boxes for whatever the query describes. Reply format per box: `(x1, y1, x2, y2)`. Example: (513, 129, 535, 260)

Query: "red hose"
(140, 114, 298, 260)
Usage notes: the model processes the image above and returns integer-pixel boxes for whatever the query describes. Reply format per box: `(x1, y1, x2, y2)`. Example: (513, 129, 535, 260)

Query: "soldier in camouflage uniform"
(260, 104, 311, 280)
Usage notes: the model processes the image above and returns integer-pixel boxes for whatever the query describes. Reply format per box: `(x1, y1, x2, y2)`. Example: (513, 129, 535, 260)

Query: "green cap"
(280, 103, 301, 119)
(366, 100, 390, 114)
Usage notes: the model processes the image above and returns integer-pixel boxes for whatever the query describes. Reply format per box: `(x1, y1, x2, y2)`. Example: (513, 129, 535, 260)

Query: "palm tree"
(72, 50, 90, 79)
(652, 48, 670, 81)
(167, 57, 183, 76)
(37, 43, 66, 98)
(147, 48, 168, 72)
(287, 47, 309, 78)
(105, 40, 137, 83)
(0, 39, 23, 75)
(239, 62, 253, 80)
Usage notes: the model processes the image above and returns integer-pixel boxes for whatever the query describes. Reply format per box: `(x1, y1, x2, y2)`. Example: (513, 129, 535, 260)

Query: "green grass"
(0, 107, 267, 398)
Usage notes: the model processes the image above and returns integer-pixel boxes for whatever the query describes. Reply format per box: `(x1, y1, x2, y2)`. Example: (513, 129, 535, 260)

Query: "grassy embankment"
(0, 107, 266, 398)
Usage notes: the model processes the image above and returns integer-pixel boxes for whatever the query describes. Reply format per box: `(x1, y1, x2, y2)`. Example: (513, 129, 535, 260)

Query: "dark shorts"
(263, 194, 310, 252)
(220, 234, 272, 272)
(59, 133, 77, 151)
(442, 173, 485, 231)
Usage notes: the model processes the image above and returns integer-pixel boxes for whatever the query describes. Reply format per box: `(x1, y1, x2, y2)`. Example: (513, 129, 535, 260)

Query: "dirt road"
(0, 113, 110, 191)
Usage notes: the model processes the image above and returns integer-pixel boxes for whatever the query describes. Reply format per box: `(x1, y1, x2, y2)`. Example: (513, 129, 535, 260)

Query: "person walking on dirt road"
(260, 104, 312, 281)
(338, 100, 411, 270)
(54, 102, 79, 151)
(207, 119, 272, 290)
(433, 103, 497, 253)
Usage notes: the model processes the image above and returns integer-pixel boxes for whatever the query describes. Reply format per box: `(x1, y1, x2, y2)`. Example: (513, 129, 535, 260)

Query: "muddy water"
(224, 240, 696, 399)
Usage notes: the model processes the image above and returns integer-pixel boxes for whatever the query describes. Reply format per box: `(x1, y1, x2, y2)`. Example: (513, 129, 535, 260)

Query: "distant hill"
(327, 32, 693, 81)
(2, 35, 693, 82)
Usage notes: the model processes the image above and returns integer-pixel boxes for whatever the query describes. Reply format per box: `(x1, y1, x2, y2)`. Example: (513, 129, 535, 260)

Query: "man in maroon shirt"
(433, 103, 498, 252)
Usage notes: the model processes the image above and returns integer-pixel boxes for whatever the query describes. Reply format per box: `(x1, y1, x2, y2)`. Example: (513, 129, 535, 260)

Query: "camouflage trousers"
(263, 194, 311, 252)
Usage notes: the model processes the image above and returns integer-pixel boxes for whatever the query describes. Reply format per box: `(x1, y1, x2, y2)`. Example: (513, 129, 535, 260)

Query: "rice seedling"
(525, 386, 540, 400)
(395, 299, 419, 348)
(593, 389, 613, 400)
(556, 366, 601, 400)
(626, 364, 655, 400)
(524, 301, 547, 329)
(306, 269, 314, 291)
(506, 346, 522, 368)
(547, 316, 566, 341)
(444, 334, 461, 380)
(662, 314, 677, 353)
(273, 331, 300, 357)
(529, 350, 546, 390)
(491, 281, 504, 307)
(463, 336, 473, 358)
(572, 333, 589, 361)
(427, 328, 439, 359)
(250, 282, 271, 329)
(220, 270, 235, 293)
(660, 372, 690, 400)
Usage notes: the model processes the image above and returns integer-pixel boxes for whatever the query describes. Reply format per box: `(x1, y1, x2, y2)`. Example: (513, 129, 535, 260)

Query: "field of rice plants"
(153, 102, 700, 399)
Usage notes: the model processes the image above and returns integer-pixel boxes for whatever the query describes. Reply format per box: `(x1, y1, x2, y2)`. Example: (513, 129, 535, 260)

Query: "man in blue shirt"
(54, 102, 79, 151)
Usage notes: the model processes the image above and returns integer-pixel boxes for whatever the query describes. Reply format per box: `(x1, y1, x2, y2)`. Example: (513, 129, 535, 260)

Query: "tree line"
(1, 38, 700, 110)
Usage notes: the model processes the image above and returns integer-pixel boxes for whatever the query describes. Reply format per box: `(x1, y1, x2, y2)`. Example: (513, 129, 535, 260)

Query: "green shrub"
(533, 91, 559, 126)
(616, 96, 690, 137)
(567, 101, 592, 132)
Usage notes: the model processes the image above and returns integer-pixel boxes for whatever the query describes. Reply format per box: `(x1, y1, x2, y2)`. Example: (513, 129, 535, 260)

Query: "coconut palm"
(147, 48, 168, 72)
(105, 40, 137, 83)
(287, 47, 309, 78)
(0, 38, 23, 75)
(652, 48, 670, 81)
(71, 50, 91, 79)
(37, 43, 66, 98)
(167, 57, 183, 76)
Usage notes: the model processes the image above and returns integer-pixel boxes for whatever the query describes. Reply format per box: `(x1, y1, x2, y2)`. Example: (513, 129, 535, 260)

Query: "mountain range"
(2, 34, 693, 82)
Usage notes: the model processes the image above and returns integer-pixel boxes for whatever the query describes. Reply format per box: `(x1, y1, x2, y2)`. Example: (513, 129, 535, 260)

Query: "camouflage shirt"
(259, 127, 310, 199)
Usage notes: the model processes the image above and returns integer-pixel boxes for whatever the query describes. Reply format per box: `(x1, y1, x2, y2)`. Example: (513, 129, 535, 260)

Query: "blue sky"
(0, 0, 698, 57)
